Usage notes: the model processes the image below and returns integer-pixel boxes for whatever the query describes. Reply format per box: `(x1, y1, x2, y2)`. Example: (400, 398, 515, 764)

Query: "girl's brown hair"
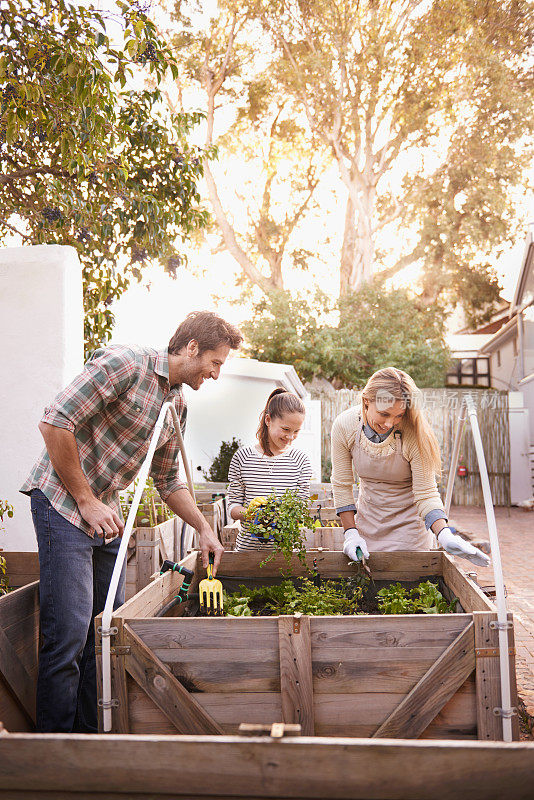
(257, 388, 306, 456)
(361, 367, 442, 476)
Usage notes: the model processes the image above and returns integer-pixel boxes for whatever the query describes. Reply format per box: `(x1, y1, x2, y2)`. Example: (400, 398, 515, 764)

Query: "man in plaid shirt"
(21, 311, 242, 733)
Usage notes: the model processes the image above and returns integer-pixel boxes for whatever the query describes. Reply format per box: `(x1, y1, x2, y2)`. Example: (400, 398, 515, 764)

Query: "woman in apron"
(331, 367, 489, 566)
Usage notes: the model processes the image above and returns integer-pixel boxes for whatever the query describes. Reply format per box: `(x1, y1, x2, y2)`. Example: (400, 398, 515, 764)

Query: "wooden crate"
(0, 553, 39, 733)
(96, 550, 519, 742)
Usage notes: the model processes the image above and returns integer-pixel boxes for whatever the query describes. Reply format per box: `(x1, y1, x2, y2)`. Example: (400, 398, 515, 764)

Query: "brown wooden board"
(1, 733, 534, 799)
(0, 580, 39, 732)
(2, 552, 39, 590)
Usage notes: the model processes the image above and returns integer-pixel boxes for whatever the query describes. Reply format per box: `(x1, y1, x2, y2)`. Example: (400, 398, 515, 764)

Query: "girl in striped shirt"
(227, 389, 312, 551)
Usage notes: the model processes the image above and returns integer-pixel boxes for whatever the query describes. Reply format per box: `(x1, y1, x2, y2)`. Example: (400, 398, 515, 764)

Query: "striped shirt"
(228, 445, 312, 551)
(20, 345, 187, 537)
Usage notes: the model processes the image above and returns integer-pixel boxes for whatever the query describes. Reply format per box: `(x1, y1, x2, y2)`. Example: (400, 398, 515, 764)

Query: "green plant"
(120, 478, 174, 528)
(224, 577, 363, 617)
(247, 489, 314, 566)
(0, 500, 14, 596)
(204, 438, 242, 482)
(377, 580, 456, 615)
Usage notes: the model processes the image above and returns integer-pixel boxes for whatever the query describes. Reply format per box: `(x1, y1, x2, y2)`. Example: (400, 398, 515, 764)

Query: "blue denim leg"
(73, 535, 125, 733)
(30, 489, 125, 733)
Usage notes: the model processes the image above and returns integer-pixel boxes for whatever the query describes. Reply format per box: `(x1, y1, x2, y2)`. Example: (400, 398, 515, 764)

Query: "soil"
(183, 575, 455, 618)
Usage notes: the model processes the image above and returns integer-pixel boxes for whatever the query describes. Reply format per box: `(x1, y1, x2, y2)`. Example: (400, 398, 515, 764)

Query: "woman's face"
(365, 398, 406, 434)
(265, 411, 305, 453)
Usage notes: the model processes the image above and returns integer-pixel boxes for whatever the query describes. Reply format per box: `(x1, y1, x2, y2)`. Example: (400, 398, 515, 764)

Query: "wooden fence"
(318, 388, 510, 507)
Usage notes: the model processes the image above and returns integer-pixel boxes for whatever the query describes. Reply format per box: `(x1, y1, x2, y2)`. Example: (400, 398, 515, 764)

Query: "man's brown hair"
(168, 311, 243, 355)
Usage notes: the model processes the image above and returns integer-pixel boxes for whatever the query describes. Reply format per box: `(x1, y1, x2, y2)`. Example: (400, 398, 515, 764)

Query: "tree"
(242, 285, 450, 387)
(208, 0, 534, 321)
(169, 2, 325, 293)
(0, 0, 208, 352)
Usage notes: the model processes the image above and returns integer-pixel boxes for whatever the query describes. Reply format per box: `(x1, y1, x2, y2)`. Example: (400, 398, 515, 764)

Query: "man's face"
(183, 342, 231, 390)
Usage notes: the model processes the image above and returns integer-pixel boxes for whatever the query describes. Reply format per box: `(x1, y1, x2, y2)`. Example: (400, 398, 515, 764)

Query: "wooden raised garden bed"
(96, 549, 519, 741)
(0, 552, 39, 733)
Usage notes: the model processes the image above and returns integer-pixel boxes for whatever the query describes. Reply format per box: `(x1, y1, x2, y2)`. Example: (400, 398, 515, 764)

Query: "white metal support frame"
(100, 400, 196, 733)
(444, 394, 514, 742)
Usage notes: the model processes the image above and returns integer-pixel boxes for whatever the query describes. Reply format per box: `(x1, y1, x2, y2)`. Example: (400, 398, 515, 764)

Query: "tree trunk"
(340, 195, 356, 296)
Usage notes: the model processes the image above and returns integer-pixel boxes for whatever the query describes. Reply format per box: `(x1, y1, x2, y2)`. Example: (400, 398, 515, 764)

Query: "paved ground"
(450, 505, 534, 734)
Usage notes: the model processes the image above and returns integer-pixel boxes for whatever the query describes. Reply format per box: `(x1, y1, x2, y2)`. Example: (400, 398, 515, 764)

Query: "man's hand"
(78, 496, 124, 539)
(198, 526, 224, 574)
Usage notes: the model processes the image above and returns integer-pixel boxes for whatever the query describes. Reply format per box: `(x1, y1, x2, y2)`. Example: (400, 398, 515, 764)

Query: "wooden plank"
(109, 619, 130, 734)
(278, 615, 314, 735)
(122, 624, 223, 735)
(474, 612, 505, 741)
(127, 684, 477, 739)
(0, 672, 34, 733)
(0, 618, 36, 723)
(442, 555, 495, 612)
(212, 550, 443, 580)
(372, 621, 475, 739)
(2, 552, 40, 589)
(507, 616, 521, 741)
(310, 614, 471, 652)
(113, 551, 198, 619)
(2, 733, 534, 799)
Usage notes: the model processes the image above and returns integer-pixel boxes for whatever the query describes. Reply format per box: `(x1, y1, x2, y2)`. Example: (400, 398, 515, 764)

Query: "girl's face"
(265, 411, 305, 454)
(365, 398, 406, 434)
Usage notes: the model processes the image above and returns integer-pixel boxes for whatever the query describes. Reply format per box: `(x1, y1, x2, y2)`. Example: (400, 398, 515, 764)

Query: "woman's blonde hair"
(360, 367, 442, 476)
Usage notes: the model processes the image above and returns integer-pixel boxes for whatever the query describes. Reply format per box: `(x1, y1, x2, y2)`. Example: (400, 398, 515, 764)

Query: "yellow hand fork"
(199, 552, 224, 615)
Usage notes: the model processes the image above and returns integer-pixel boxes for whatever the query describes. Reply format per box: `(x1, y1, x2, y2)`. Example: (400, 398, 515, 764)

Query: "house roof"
(221, 357, 308, 397)
(513, 231, 534, 311)
(478, 315, 518, 354)
(446, 333, 494, 358)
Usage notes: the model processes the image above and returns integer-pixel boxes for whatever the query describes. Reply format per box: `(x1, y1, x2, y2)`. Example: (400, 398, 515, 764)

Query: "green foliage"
(204, 437, 242, 482)
(248, 489, 314, 567)
(224, 577, 363, 617)
(224, 577, 455, 617)
(0, 500, 14, 596)
(120, 477, 174, 527)
(377, 580, 456, 615)
(0, 0, 209, 353)
(242, 285, 450, 387)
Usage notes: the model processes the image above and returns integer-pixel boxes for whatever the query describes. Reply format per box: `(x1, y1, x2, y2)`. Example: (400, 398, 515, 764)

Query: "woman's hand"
(437, 527, 490, 567)
(343, 528, 370, 561)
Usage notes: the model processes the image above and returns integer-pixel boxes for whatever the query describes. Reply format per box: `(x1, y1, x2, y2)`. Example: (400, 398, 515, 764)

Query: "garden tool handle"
(355, 546, 364, 562)
(207, 551, 214, 580)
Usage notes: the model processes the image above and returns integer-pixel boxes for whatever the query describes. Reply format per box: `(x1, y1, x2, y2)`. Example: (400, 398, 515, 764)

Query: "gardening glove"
(437, 527, 490, 567)
(343, 528, 369, 562)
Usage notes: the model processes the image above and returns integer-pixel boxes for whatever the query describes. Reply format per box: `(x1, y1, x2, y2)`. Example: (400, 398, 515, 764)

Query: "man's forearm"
(38, 422, 95, 504)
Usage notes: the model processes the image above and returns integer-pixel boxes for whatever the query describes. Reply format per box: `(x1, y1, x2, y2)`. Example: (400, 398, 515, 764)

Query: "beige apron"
(351, 423, 433, 552)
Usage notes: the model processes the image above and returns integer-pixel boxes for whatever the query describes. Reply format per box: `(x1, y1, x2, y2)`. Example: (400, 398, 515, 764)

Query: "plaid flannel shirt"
(20, 345, 187, 537)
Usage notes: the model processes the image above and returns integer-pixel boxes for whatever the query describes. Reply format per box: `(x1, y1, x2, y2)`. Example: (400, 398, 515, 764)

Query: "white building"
(0, 245, 84, 551)
(183, 357, 322, 482)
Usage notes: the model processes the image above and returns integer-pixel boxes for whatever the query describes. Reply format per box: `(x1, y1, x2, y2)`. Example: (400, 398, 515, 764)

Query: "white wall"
(184, 375, 322, 482)
(0, 245, 84, 550)
(509, 391, 532, 504)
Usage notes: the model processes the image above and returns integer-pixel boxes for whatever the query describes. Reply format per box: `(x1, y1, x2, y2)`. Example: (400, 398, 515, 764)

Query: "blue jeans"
(30, 489, 125, 733)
